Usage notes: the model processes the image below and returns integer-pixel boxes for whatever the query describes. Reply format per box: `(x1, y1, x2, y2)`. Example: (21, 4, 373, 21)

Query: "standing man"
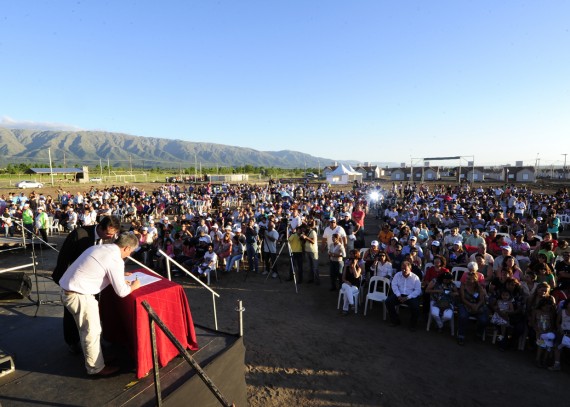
(302, 219, 320, 284)
(288, 227, 304, 282)
(338, 212, 356, 252)
(52, 216, 122, 353)
(35, 206, 49, 243)
(245, 218, 260, 274)
(59, 233, 140, 376)
(22, 203, 34, 238)
(322, 217, 347, 250)
(262, 221, 279, 278)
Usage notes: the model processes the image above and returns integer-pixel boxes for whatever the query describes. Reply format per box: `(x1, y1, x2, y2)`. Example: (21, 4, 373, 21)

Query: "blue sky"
(1, 1, 569, 167)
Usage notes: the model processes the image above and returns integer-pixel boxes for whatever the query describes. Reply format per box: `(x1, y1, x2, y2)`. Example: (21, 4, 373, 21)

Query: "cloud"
(1, 116, 83, 131)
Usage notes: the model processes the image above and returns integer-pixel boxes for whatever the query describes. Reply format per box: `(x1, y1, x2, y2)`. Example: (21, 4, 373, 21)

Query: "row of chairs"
(338, 273, 529, 349)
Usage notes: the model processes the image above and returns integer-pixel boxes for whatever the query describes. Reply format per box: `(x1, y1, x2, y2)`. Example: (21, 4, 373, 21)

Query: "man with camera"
(245, 218, 260, 274)
(288, 226, 304, 282)
(262, 221, 279, 277)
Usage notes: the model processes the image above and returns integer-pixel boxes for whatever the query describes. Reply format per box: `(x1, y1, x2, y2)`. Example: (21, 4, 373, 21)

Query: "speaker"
(0, 272, 32, 300)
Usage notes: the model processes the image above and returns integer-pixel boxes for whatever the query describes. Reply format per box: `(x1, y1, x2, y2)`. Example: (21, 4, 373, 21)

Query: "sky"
(1, 1, 569, 167)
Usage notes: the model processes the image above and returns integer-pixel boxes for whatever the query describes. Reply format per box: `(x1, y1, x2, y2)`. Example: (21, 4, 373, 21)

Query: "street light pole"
(563, 153, 568, 180)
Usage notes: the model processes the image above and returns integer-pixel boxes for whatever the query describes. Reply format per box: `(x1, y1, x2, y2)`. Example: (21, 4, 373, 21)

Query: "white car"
(16, 180, 44, 189)
(90, 178, 102, 182)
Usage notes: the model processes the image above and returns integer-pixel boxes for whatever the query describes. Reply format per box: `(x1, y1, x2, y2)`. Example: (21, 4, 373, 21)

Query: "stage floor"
(0, 275, 244, 407)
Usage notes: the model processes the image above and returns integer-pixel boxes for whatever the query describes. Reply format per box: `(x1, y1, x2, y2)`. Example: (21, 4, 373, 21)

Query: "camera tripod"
(270, 227, 298, 293)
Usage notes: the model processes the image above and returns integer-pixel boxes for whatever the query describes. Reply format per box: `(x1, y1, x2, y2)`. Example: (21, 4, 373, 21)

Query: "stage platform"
(0, 275, 247, 407)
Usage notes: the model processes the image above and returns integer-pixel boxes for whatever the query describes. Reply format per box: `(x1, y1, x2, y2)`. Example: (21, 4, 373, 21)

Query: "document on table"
(125, 272, 161, 287)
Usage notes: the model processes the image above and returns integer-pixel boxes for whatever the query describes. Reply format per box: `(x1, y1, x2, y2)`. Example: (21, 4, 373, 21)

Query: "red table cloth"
(100, 269, 199, 378)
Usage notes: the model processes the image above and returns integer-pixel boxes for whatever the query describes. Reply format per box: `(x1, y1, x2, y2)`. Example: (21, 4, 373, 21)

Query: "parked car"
(90, 177, 102, 182)
(305, 172, 318, 179)
(16, 180, 44, 189)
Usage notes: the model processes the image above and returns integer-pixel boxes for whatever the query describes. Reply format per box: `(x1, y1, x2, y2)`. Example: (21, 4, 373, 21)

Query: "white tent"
(326, 164, 363, 185)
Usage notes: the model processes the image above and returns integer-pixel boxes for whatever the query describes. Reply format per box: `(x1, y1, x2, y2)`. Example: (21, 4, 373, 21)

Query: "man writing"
(52, 216, 121, 353)
(59, 232, 141, 376)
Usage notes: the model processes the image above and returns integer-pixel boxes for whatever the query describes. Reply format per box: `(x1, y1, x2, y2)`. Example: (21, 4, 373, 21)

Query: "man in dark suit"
(52, 216, 121, 353)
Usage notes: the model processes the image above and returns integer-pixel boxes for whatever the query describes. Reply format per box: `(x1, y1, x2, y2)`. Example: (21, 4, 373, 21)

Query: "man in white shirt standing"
(261, 221, 279, 277)
(321, 217, 347, 250)
(59, 233, 141, 377)
(385, 261, 422, 331)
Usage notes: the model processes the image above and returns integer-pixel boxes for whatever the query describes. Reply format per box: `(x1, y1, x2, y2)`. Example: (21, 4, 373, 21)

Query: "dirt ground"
(3, 182, 569, 407)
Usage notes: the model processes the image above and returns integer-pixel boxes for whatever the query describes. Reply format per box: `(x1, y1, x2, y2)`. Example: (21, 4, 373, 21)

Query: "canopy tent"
(326, 164, 363, 185)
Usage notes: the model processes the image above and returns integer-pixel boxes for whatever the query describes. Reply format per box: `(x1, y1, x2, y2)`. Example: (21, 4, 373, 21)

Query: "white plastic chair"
(49, 218, 60, 236)
(423, 262, 434, 276)
(337, 287, 359, 314)
(557, 214, 570, 230)
(451, 266, 469, 283)
(363, 276, 390, 319)
(205, 258, 218, 286)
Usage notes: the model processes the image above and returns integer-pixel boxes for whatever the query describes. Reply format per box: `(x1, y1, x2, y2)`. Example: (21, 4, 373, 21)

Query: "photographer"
(302, 219, 319, 284)
(262, 221, 279, 277)
(245, 218, 260, 273)
(288, 226, 304, 282)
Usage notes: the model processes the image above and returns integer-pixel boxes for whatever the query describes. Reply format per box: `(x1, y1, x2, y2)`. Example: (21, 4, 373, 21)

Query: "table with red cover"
(100, 269, 199, 378)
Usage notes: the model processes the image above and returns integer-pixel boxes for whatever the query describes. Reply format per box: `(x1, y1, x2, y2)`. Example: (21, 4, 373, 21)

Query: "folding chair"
(363, 276, 390, 319)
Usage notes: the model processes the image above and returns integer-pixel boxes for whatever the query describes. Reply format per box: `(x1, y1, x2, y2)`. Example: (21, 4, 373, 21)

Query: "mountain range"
(0, 128, 398, 169)
(0, 128, 345, 169)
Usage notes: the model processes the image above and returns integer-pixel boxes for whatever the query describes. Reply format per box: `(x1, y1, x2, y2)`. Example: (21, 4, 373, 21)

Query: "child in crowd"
(549, 299, 570, 371)
(532, 297, 557, 368)
(491, 290, 514, 343)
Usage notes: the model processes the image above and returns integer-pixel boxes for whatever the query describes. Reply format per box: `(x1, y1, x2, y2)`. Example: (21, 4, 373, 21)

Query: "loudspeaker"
(0, 272, 32, 300)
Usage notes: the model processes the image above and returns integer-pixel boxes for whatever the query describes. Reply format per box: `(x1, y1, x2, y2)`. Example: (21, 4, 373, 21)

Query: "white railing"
(158, 249, 221, 330)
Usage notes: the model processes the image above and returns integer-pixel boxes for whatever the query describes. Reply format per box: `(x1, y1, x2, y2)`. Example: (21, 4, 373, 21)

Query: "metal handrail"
(158, 249, 220, 330)
(141, 300, 233, 407)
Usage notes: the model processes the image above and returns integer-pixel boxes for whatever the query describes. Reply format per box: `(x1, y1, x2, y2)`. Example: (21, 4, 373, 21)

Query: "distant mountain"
(0, 128, 341, 169)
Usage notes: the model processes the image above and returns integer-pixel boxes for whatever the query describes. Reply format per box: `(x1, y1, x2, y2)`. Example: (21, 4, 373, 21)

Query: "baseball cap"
(371, 240, 379, 246)
(409, 236, 417, 241)
(501, 245, 512, 251)
(432, 240, 440, 247)
(329, 217, 336, 222)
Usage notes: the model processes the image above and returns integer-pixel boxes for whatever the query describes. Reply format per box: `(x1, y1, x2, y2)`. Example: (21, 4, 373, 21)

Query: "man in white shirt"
(261, 221, 280, 277)
(289, 208, 302, 233)
(59, 233, 140, 377)
(321, 217, 347, 250)
(385, 261, 422, 330)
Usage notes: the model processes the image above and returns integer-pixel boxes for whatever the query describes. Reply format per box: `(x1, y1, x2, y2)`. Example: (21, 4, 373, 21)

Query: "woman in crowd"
(340, 249, 362, 315)
(372, 251, 393, 279)
(447, 241, 468, 268)
(217, 232, 233, 270)
(457, 270, 489, 346)
(426, 272, 458, 332)
(501, 255, 523, 281)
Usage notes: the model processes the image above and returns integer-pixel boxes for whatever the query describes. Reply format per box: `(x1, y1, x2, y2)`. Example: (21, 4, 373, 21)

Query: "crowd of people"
(367, 182, 569, 371)
(1, 179, 570, 372)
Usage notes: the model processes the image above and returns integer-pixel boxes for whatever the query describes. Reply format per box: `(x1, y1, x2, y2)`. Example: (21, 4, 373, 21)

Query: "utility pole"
(563, 153, 568, 180)
(48, 148, 54, 186)
(129, 154, 133, 174)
